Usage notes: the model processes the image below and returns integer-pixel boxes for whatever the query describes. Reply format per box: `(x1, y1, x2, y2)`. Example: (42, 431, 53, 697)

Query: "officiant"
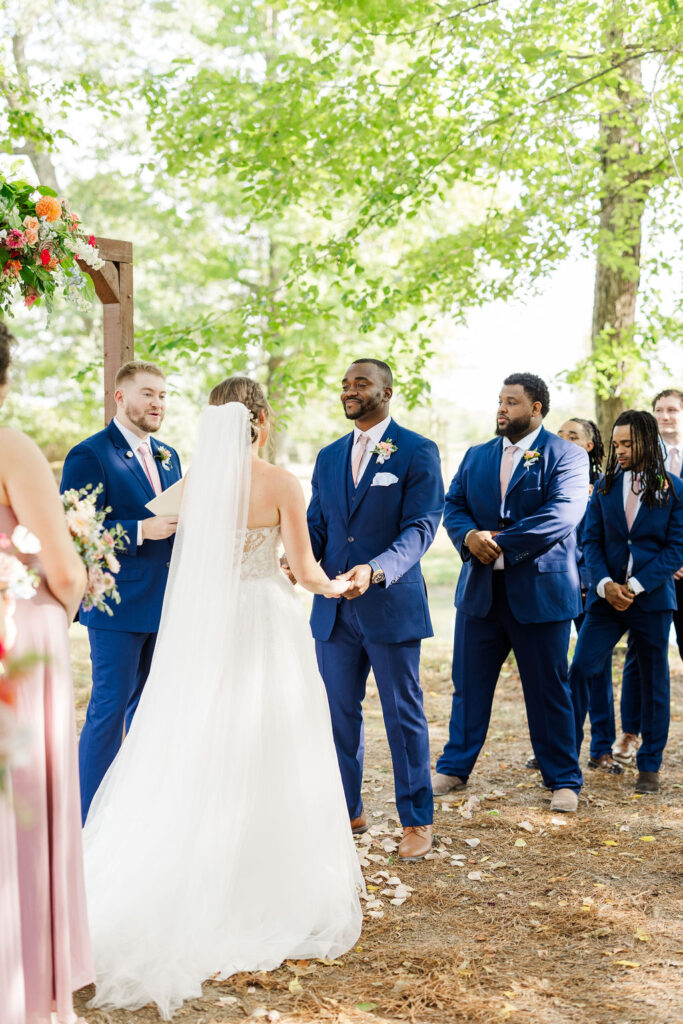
(61, 360, 182, 822)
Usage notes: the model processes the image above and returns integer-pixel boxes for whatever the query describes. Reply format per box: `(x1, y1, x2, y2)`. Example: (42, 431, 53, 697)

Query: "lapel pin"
(125, 451, 134, 458)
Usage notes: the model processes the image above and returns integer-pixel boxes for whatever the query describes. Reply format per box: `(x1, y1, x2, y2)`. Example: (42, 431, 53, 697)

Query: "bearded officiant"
(61, 361, 182, 821)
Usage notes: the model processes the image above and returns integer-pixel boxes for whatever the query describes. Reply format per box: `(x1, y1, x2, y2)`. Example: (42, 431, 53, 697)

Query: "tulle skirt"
(84, 573, 362, 1018)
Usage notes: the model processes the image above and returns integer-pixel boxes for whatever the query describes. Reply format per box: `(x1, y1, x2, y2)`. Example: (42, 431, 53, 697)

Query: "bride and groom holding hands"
(61, 356, 445, 1016)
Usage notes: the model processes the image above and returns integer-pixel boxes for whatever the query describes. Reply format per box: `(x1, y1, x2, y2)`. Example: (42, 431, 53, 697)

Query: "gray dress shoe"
(549, 788, 579, 813)
(432, 772, 467, 796)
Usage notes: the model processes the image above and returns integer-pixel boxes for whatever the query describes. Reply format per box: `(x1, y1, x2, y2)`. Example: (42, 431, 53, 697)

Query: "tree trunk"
(590, 32, 648, 444)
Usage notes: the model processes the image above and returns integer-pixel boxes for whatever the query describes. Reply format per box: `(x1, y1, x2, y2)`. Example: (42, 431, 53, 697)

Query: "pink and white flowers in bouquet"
(62, 484, 126, 616)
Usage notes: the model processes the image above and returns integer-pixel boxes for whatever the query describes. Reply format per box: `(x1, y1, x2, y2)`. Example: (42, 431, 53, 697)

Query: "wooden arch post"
(79, 237, 134, 424)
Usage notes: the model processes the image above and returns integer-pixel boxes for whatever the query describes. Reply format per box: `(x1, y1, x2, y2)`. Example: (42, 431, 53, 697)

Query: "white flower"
(11, 525, 41, 554)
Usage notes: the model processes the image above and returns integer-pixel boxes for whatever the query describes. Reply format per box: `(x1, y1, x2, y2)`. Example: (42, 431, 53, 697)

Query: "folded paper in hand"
(145, 477, 184, 516)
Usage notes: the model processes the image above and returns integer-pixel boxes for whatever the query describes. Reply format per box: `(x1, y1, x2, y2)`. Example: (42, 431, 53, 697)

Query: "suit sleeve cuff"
(628, 576, 644, 595)
(597, 577, 612, 599)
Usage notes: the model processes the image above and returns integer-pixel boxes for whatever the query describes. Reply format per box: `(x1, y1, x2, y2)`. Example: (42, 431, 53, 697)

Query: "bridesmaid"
(0, 321, 93, 1024)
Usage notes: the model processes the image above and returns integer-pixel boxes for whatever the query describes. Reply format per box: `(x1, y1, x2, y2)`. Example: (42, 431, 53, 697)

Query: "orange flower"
(35, 196, 62, 222)
(23, 216, 39, 245)
(2, 260, 21, 279)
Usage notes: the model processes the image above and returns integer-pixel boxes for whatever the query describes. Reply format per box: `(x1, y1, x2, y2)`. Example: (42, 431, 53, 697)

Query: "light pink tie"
(352, 433, 370, 486)
(500, 445, 519, 500)
(625, 478, 640, 531)
(138, 441, 162, 496)
(669, 447, 681, 477)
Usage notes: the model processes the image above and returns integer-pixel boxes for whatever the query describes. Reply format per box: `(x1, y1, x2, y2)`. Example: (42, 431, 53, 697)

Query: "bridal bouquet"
(0, 174, 104, 314)
(62, 485, 126, 616)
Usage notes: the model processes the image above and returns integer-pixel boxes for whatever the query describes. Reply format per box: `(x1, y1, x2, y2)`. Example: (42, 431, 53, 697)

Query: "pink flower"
(5, 229, 25, 250)
(87, 565, 107, 598)
(22, 217, 39, 245)
(87, 234, 96, 246)
(24, 292, 38, 308)
(0, 535, 10, 550)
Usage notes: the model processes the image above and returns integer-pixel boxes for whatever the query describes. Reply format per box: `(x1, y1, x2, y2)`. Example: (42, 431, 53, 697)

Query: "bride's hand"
(326, 579, 352, 597)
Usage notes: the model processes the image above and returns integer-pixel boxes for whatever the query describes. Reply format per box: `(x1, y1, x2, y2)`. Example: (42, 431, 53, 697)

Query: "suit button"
(348, 536, 354, 543)
(166, 561, 170, 567)
(627, 540, 632, 546)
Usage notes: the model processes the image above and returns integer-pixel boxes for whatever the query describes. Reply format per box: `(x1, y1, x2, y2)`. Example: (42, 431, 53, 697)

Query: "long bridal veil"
(84, 403, 362, 1017)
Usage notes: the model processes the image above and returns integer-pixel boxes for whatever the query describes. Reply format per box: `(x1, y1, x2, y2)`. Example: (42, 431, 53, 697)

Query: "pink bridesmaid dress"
(0, 504, 93, 1024)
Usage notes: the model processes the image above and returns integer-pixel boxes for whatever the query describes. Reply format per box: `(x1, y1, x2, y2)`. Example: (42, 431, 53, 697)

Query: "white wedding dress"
(83, 405, 363, 1019)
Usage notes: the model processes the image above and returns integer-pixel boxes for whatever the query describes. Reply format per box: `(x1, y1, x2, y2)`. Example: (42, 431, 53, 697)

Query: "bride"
(83, 377, 363, 1018)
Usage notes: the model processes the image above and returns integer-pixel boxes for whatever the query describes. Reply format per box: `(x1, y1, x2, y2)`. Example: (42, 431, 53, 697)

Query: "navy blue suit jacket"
(444, 425, 590, 623)
(61, 421, 182, 632)
(307, 419, 444, 644)
(583, 470, 683, 612)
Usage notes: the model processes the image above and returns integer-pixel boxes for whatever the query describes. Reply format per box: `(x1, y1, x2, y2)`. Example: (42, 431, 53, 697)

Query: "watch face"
(372, 569, 385, 584)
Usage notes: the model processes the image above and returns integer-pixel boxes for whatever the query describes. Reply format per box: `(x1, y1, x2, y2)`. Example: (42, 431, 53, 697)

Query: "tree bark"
(591, 31, 648, 443)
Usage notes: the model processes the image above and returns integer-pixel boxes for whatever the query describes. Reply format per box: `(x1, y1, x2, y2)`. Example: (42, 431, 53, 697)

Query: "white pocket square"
(371, 472, 399, 487)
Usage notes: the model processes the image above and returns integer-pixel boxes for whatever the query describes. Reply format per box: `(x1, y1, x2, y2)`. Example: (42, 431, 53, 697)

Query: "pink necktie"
(138, 441, 162, 496)
(625, 478, 640, 531)
(500, 445, 519, 500)
(352, 433, 370, 486)
(670, 447, 681, 477)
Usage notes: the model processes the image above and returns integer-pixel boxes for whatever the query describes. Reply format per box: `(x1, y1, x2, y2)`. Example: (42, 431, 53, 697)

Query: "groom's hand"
(141, 515, 178, 541)
(280, 554, 297, 585)
(337, 564, 372, 599)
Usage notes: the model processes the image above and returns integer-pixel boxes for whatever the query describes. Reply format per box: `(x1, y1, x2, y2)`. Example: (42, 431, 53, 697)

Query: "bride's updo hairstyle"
(208, 376, 272, 443)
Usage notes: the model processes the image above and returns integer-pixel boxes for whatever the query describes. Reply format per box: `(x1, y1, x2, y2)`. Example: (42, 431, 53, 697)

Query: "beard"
(127, 408, 164, 434)
(343, 393, 383, 420)
(496, 413, 532, 439)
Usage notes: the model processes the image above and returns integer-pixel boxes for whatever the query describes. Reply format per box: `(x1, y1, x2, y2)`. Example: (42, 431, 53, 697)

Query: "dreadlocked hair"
(600, 410, 672, 509)
(569, 417, 605, 482)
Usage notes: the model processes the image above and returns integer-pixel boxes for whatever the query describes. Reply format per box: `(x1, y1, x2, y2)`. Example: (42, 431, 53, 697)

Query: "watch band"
(369, 560, 385, 584)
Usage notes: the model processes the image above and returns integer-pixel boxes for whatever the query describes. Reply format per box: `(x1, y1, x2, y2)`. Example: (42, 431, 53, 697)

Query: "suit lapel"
(338, 432, 354, 522)
(608, 473, 629, 535)
(505, 426, 547, 499)
(108, 421, 155, 501)
(488, 436, 504, 510)
(149, 438, 176, 491)
(348, 419, 396, 523)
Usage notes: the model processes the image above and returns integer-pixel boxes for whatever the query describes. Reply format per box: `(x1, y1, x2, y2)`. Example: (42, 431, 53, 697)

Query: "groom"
(61, 360, 182, 821)
(306, 359, 444, 861)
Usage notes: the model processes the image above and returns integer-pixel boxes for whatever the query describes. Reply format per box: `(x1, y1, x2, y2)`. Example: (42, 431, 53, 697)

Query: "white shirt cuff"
(628, 576, 644, 595)
(597, 577, 612, 599)
(137, 521, 143, 546)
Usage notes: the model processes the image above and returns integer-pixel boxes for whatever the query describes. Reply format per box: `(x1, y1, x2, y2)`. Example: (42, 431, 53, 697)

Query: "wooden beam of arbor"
(78, 237, 134, 424)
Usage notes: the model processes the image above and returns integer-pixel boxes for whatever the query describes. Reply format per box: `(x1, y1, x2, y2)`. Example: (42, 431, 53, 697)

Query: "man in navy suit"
(614, 389, 683, 764)
(433, 373, 589, 813)
(570, 410, 683, 793)
(61, 361, 182, 821)
(306, 359, 444, 861)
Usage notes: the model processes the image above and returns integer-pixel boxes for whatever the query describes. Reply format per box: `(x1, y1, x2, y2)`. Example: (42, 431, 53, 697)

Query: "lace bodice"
(241, 525, 282, 580)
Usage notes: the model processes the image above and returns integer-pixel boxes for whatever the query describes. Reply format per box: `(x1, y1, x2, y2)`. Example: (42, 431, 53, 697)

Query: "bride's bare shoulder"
(253, 460, 303, 498)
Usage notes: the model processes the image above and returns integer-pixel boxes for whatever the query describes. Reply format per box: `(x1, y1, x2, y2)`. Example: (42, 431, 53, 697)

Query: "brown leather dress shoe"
(634, 771, 660, 794)
(587, 753, 623, 774)
(525, 755, 540, 770)
(350, 811, 369, 836)
(398, 824, 432, 861)
(613, 732, 639, 764)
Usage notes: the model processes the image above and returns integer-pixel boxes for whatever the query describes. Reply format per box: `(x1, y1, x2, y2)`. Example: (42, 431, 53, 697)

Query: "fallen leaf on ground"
(356, 1001, 378, 1011)
(639, 835, 655, 842)
(518, 820, 534, 832)
(514, 838, 527, 848)
(288, 977, 303, 994)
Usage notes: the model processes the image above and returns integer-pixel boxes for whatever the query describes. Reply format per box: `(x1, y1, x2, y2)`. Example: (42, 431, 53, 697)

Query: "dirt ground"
(70, 631, 683, 1024)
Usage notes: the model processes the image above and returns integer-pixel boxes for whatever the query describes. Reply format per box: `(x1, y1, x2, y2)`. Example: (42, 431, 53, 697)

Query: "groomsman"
(569, 410, 683, 793)
(433, 373, 589, 813)
(306, 359, 444, 861)
(62, 361, 182, 821)
(614, 388, 683, 764)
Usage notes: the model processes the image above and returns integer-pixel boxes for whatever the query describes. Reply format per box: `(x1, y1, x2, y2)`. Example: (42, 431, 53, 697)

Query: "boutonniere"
(523, 449, 541, 468)
(154, 446, 173, 471)
(371, 439, 398, 465)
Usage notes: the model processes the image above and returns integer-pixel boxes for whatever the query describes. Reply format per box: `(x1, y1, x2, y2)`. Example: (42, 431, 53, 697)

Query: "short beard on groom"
(304, 359, 444, 862)
(433, 372, 589, 814)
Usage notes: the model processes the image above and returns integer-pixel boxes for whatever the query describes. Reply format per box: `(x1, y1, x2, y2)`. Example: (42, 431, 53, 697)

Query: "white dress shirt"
(596, 470, 644, 597)
(351, 415, 392, 484)
(113, 417, 154, 546)
(493, 425, 543, 570)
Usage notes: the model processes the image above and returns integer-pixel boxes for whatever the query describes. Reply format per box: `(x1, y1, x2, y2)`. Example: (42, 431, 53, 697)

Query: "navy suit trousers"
(315, 598, 433, 827)
(619, 576, 683, 735)
(437, 574, 583, 792)
(79, 627, 157, 822)
(569, 602, 671, 772)
(574, 611, 615, 758)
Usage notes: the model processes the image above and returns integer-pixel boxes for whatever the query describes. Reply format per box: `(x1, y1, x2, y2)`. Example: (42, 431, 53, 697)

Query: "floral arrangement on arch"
(0, 174, 104, 314)
(62, 484, 127, 616)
